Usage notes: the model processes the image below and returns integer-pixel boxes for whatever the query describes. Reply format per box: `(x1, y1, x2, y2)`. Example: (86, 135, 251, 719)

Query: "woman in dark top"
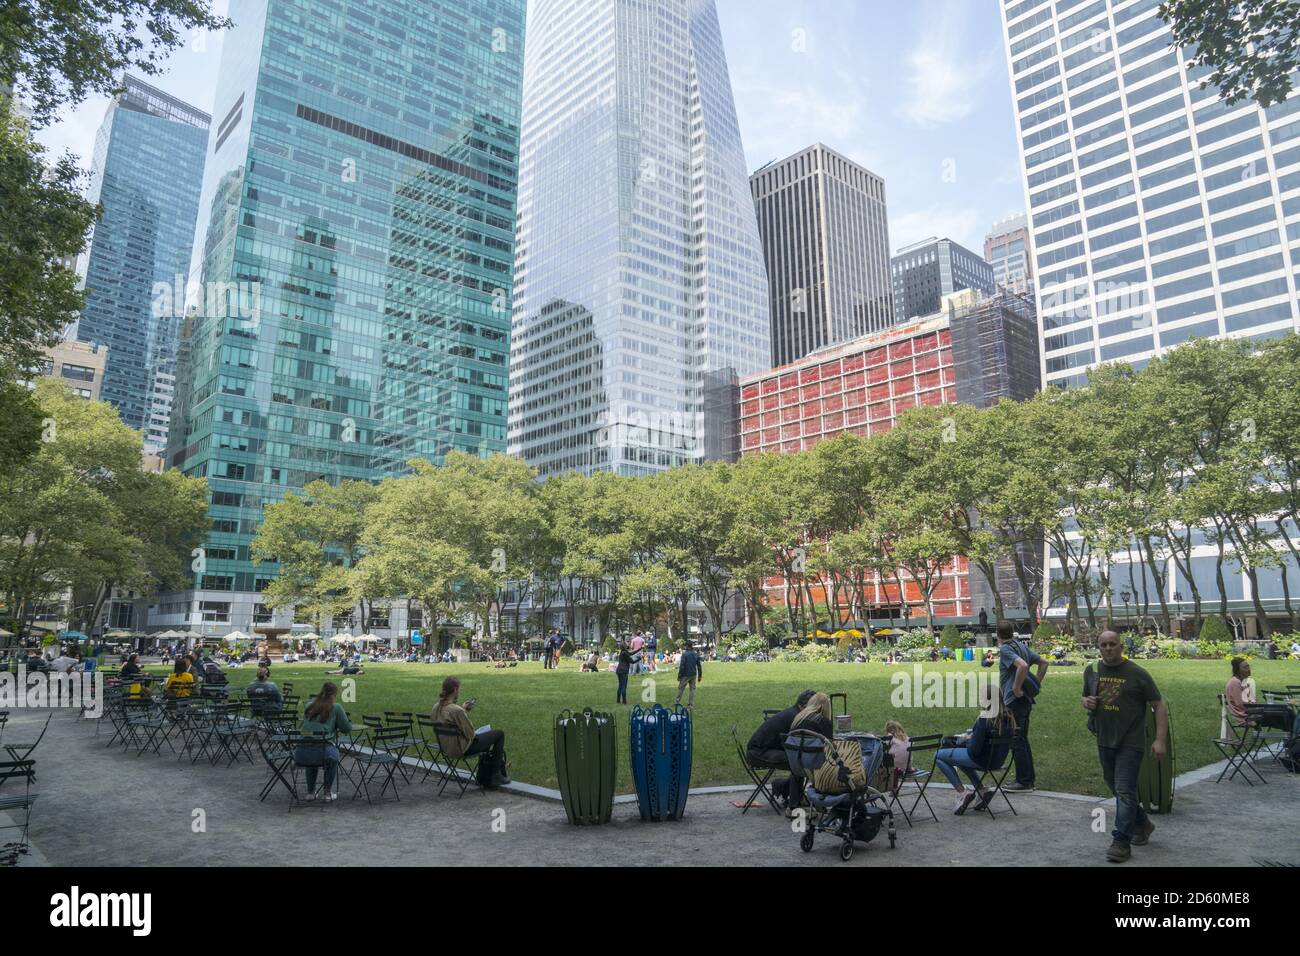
(119, 654, 142, 680)
(790, 692, 834, 738)
(784, 693, 835, 810)
(615, 641, 632, 704)
(935, 701, 1017, 814)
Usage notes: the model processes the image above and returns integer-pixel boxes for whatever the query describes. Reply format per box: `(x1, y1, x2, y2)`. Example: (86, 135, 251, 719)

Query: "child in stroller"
(783, 729, 897, 861)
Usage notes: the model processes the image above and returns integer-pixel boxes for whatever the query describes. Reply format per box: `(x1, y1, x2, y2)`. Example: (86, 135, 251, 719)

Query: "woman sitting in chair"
(934, 688, 1016, 815)
(781, 693, 835, 810)
(431, 676, 509, 789)
(164, 657, 195, 699)
(297, 682, 352, 802)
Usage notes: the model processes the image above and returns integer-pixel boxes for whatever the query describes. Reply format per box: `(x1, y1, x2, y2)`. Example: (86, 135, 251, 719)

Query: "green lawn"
(160, 657, 1299, 797)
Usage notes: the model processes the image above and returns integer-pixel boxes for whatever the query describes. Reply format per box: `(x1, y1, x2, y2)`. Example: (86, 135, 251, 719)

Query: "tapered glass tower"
(507, 0, 770, 477)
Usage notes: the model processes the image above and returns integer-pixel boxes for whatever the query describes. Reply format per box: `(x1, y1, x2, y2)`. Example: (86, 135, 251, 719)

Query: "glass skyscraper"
(160, 0, 526, 635)
(507, 0, 770, 478)
(76, 76, 209, 438)
(999, 0, 1300, 389)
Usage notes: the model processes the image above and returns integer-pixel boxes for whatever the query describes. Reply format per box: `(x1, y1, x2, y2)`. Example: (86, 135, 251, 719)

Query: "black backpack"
(1279, 737, 1300, 773)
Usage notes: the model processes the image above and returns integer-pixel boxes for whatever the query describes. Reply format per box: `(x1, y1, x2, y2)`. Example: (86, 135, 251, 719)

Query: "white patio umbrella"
(298, 632, 321, 642)
(155, 629, 184, 640)
(221, 630, 252, 644)
(0, 628, 13, 638)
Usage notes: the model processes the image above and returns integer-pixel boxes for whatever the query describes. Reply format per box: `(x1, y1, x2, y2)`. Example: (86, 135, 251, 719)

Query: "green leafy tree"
(1198, 614, 1233, 644)
(251, 479, 379, 632)
(1159, 0, 1300, 107)
(0, 0, 232, 126)
(0, 101, 97, 376)
(69, 466, 208, 633)
(0, 377, 44, 466)
(939, 623, 963, 651)
(0, 381, 206, 638)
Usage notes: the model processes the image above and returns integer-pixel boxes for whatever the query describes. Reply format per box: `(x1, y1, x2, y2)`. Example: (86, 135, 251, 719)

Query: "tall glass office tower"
(76, 77, 209, 437)
(161, 0, 526, 635)
(999, 0, 1300, 389)
(507, 0, 770, 477)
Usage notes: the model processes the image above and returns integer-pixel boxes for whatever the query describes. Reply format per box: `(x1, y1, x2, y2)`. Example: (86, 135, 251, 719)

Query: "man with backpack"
(1083, 630, 1167, 862)
(675, 641, 703, 709)
(997, 621, 1047, 792)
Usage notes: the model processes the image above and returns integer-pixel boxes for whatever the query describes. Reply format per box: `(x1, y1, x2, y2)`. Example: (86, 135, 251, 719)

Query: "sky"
(33, 0, 1027, 256)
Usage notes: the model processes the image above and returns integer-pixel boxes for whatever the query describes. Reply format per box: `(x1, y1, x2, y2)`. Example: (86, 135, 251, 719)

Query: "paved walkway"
(8, 708, 1298, 867)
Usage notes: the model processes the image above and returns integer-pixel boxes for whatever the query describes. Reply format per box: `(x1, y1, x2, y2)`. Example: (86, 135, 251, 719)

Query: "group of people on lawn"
(746, 622, 1173, 864)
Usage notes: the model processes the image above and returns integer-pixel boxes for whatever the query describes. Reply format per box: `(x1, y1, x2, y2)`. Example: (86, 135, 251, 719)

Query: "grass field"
(161, 657, 1299, 797)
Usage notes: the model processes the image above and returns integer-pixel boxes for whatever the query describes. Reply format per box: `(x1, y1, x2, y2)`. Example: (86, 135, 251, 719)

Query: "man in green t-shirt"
(1083, 630, 1168, 862)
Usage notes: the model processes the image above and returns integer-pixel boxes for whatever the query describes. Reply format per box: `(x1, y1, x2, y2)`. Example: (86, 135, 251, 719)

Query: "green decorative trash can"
(1137, 702, 1175, 814)
(554, 708, 616, 825)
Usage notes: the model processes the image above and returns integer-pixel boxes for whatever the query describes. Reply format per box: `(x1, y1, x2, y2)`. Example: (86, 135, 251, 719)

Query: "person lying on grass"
(325, 661, 365, 676)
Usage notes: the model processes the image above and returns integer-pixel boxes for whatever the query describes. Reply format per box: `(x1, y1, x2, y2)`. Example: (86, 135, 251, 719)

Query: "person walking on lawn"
(1084, 630, 1168, 863)
(675, 641, 703, 709)
(997, 621, 1048, 792)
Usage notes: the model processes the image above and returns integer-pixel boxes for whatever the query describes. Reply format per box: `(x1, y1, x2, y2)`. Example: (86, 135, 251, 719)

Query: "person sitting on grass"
(298, 682, 351, 802)
(935, 689, 1016, 815)
(431, 676, 509, 789)
(582, 649, 600, 673)
(164, 657, 195, 699)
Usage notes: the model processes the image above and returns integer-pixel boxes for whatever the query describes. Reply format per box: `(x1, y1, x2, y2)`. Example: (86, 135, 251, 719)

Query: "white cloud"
(896, 0, 997, 129)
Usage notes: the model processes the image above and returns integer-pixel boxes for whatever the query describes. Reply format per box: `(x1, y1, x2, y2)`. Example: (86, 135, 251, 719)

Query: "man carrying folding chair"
(1083, 630, 1168, 864)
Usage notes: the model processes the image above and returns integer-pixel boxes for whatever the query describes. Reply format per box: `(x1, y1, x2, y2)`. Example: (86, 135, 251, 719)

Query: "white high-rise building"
(999, 0, 1300, 390)
(508, 0, 770, 477)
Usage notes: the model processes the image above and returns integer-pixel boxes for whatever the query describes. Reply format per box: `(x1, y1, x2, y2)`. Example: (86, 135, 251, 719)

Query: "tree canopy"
(1160, 0, 1300, 106)
(253, 334, 1300, 643)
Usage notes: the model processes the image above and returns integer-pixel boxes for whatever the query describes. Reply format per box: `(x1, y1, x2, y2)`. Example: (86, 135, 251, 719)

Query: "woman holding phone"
(431, 675, 509, 789)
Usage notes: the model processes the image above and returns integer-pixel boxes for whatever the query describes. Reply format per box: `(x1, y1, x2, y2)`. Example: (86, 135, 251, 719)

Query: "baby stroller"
(783, 729, 896, 862)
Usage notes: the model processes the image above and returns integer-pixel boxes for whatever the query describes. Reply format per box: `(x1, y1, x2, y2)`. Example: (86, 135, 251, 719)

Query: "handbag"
(809, 738, 866, 795)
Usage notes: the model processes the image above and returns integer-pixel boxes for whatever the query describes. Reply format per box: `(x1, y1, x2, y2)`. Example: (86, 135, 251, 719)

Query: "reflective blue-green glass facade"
(77, 77, 209, 436)
(162, 0, 526, 633)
